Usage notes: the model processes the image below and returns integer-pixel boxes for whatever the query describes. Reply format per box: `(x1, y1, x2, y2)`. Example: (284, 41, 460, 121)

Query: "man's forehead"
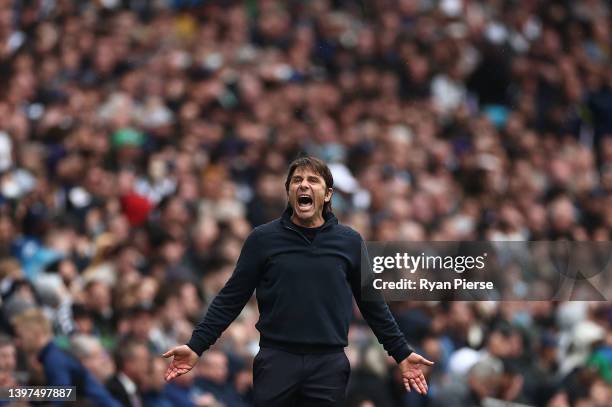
(292, 166, 322, 178)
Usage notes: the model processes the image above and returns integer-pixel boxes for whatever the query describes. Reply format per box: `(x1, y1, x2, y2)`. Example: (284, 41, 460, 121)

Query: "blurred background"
(0, 0, 610, 406)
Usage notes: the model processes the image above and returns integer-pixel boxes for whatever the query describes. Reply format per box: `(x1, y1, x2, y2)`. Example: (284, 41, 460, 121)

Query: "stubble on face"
(288, 167, 331, 228)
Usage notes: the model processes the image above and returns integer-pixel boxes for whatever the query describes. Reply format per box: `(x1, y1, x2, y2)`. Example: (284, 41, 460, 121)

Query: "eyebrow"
(292, 175, 321, 180)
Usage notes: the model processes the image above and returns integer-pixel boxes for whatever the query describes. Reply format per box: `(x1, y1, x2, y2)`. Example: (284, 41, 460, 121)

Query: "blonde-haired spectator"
(12, 308, 121, 407)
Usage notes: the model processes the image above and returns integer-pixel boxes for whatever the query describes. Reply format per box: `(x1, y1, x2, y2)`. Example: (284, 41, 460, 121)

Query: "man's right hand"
(162, 345, 199, 382)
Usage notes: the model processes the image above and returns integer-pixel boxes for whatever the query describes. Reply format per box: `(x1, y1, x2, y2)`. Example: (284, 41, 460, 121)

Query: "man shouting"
(163, 156, 433, 406)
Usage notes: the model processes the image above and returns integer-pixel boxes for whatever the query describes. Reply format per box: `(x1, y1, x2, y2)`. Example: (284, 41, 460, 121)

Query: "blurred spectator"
(12, 308, 120, 407)
(163, 368, 220, 407)
(81, 279, 115, 340)
(0, 334, 17, 387)
(71, 334, 115, 383)
(106, 339, 150, 407)
(431, 356, 504, 407)
(587, 330, 612, 383)
(121, 304, 157, 351)
(151, 282, 195, 354)
(143, 357, 175, 407)
(194, 349, 250, 407)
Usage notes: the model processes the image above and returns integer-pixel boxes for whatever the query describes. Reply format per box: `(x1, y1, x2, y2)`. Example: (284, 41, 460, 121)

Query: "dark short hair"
(284, 156, 334, 214)
(114, 339, 148, 370)
(0, 334, 14, 348)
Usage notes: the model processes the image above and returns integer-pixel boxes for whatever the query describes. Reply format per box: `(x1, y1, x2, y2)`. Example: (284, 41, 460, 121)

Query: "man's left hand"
(399, 352, 434, 394)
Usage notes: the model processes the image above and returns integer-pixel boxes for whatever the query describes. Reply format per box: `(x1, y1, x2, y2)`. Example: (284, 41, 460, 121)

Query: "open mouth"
(297, 194, 313, 210)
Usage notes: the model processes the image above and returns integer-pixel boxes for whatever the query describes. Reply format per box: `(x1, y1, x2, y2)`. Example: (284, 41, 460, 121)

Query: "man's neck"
(36, 336, 52, 355)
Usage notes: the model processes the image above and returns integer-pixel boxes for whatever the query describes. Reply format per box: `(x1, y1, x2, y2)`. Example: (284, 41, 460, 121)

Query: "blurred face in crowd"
(197, 350, 228, 385)
(0, 343, 16, 372)
(469, 372, 501, 399)
(74, 314, 94, 334)
(179, 282, 201, 318)
(14, 311, 52, 354)
(14, 328, 37, 354)
(147, 357, 168, 391)
(123, 343, 150, 386)
(158, 295, 183, 326)
(130, 312, 153, 341)
(487, 331, 514, 358)
(13, 321, 50, 354)
(85, 281, 112, 313)
(287, 166, 332, 227)
(81, 342, 114, 382)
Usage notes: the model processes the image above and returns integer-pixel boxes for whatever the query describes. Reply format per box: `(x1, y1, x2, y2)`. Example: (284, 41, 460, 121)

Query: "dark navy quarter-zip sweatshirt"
(186, 207, 413, 363)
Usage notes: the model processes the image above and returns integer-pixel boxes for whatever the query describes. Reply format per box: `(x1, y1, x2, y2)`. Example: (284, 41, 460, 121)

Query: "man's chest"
(258, 236, 355, 284)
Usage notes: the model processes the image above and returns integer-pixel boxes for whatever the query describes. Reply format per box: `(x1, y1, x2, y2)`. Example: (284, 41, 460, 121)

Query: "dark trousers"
(253, 347, 351, 407)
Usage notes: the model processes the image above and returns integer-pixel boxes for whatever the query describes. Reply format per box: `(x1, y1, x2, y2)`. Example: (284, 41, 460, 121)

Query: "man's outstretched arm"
(163, 229, 264, 381)
(349, 237, 434, 394)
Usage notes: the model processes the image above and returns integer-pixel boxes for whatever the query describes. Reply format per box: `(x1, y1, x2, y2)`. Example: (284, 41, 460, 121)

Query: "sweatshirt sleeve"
(187, 229, 264, 356)
(348, 236, 414, 364)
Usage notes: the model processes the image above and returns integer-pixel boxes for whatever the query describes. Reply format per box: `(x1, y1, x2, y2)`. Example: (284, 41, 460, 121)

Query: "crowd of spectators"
(0, 0, 610, 406)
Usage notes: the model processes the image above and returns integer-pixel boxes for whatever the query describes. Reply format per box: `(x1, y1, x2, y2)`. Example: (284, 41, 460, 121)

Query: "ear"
(324, 188, 333, 202)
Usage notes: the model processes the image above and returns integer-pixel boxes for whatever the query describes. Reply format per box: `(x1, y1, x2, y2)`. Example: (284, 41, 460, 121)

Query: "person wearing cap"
(163, 156, 433, 406)
(111, 128, 146, 168)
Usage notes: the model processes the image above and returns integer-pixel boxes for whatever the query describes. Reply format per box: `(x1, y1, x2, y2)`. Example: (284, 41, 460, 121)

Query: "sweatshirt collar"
(281, 205, 338, 228)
